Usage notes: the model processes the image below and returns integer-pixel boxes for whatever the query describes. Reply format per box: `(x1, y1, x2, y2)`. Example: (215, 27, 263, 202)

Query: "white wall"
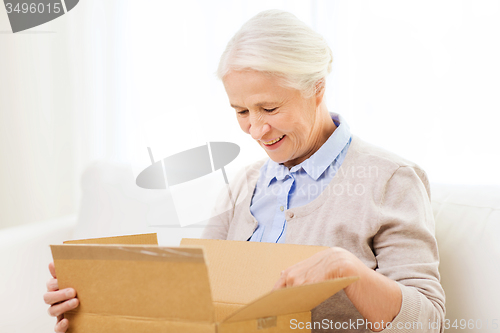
(332, 1, 500, 186)
(0, 11, 76, 229)
(0, 0, 130, 229)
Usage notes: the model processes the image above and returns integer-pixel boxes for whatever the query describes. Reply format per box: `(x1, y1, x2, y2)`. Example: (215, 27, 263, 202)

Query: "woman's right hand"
(43, 262, 79, 333)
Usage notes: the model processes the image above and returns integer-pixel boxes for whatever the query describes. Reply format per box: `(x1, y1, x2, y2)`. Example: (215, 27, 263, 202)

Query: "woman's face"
(223, 70, 324, 168)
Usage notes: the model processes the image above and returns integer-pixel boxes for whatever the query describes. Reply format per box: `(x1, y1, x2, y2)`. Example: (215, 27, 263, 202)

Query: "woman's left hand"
(272, 246, 402, 332)
(272, 247, 367, 290)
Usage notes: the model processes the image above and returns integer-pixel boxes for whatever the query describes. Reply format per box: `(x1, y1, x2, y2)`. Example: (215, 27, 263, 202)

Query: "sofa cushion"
(431, 183, 500, 331)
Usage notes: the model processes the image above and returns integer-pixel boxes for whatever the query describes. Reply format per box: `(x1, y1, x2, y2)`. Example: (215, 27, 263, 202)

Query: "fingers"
(49, 262, 57, 279)
(47, 298, 79, 317)
(272, 271, 287, 290)
(273, 250, 338, 290)
(273, 269, 307, 290)
(47, 263, 59, 292)
(48, 263, 73, 333)
(46, 277, 59, 292)
(54, 318, 69, 333)
(44, 288, 76, 306)
(273, 269, 294, 290)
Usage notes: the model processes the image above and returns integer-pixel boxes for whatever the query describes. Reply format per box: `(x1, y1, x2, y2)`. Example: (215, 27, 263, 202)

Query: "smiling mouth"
(263, 135, 285, 146)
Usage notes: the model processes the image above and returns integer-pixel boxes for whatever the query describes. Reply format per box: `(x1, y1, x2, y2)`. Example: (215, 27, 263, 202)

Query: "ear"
(314, 79, 326, 106)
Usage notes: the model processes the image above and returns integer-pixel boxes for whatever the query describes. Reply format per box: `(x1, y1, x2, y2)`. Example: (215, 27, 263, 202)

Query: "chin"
(266, 154, 289, 165)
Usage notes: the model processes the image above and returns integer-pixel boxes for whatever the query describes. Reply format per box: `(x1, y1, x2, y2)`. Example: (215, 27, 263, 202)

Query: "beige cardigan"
(202, 135, 445, 333)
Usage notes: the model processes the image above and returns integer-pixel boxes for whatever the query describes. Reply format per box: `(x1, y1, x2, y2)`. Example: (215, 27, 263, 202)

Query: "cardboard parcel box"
(51, 234, 358, 333)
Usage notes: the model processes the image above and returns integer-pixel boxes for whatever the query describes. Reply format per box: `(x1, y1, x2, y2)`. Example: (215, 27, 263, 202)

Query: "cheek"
(283, 122, 305, 140)
(237, 117, 250, 134)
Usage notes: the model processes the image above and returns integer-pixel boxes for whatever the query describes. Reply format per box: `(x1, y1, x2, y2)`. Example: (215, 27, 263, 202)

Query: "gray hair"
(217, 9, 333, 97)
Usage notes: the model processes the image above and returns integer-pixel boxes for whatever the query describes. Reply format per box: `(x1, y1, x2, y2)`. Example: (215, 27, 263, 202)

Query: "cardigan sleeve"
(372, 166, 445, 333)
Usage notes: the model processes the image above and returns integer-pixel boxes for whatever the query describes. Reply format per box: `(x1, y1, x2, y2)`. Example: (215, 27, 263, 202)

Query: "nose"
(249, 113, 271, 140)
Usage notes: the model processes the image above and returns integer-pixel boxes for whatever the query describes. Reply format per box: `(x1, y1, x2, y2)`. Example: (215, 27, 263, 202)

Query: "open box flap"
(222, 276, 359, 323)
(51, 244, 215, 324)
(63, 233, 158, 245)
(180, 238, 330, 307)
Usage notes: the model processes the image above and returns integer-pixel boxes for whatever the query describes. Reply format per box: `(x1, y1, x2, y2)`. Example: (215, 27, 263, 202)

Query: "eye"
(263, 108, 277, 112)
(237, 110, 249, 115)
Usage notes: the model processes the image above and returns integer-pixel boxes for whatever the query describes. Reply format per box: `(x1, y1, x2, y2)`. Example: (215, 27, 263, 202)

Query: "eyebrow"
(230, 102, 276, 109)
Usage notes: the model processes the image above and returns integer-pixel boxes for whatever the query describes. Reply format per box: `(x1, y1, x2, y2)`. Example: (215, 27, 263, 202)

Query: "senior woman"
(44, 9, 445, 333)
(204, 9, 445, 333)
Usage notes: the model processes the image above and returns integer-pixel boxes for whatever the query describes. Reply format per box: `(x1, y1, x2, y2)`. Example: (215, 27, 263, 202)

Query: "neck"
(283, 104, 336, 168)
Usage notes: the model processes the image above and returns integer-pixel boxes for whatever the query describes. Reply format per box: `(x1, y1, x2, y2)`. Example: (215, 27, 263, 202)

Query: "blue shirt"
(248, 113, 351, 243)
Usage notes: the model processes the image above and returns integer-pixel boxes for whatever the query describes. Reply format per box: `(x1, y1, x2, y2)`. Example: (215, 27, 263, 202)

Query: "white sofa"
(431, 183, 500, 331)
(0, 215, 77, 333)
(0, 164, 498, 332)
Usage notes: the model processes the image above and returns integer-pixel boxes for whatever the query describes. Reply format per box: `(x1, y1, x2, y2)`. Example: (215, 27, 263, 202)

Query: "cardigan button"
(287, 212, 294, 219)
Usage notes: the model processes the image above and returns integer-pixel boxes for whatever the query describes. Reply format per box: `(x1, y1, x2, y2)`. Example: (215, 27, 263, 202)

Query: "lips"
(263, 135, 285, 146)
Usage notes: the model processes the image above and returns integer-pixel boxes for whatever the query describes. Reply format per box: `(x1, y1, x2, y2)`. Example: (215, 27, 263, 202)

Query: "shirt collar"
(263, 112, 351, 186)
